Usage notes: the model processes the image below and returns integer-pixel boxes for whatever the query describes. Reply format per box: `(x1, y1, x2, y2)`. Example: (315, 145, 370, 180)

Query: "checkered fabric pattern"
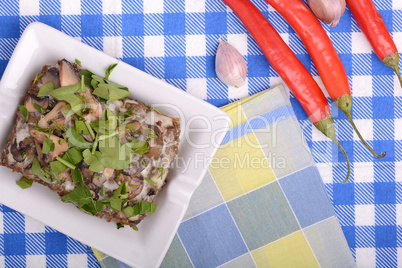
(160, 85, 354, 267)
(0, 0, 401, 267)
(0, 205, 100, 267)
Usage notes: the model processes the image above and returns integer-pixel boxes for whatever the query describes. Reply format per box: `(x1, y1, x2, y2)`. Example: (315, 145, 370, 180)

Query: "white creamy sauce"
(145, 111, 173, 128)
(7, 152, 14, 163)
(16, 123, 30, 144)
(63, 181, 75, 192)
(106, 102, 117, 114)
(111, 100, 123, 111)
(140, 163, 153, 178)
(103, 179, 119, 192)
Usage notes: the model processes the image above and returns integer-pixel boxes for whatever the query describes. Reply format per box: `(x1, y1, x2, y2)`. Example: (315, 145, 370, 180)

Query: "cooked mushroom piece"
(59, 59, 80, 87)
(29, 128, 69, 162)
(81, 92, 102, 122)
(59, 169, 72, 182)
(93, 167, 115, 187)
(10, 140, 28, 162)
(38, 101, 66, 128)
(145, 126, 163, 158)
(24, 94, 50, 113)
(41, 67, 61, 88)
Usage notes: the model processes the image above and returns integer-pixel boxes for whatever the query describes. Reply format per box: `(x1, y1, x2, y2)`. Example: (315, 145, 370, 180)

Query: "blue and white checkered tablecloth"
(0, 0, 402, 267)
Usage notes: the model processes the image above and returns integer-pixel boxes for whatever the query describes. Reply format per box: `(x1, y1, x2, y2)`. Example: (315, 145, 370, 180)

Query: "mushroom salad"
(0, 59, 181, 230)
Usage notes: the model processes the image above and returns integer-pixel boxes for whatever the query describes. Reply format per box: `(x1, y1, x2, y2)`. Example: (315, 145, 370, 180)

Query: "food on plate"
(265, 0, 385, 160)
(222, 0, 351, 182)
(0, 59, 181, 230)
(346, 0, 402, 88)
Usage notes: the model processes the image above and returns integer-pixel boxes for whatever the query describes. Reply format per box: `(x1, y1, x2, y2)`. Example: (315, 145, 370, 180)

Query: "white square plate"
(0, 22, 230, 268)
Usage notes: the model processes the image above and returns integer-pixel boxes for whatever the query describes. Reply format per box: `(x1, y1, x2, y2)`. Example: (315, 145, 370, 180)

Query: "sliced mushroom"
(81, 92, 102, 122)
(33, 139, 44, 165)
(103, 168, 114, 180)
(145, 125, 163, 158)
(127, 176, 144, 199)
(38, 101, 66, 128)
(82, 133, 94, 143)
(93, 176, 107, 187)
(41, 67, 61, 89)
(29, 128, 69, 162)
(119, 121, 142, 143)
(59, 169, 72, 182)
(93, 167, 115, 187)
(59, 59, 80, 87)
(81, 168, 94, 180)
(16, 110, 38, 123)
(145, 146, 162, 158)
(24, 94, 50, 113)
(10, 140, 28, 162)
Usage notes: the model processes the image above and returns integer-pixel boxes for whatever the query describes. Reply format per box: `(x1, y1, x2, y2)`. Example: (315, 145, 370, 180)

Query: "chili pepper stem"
(335, 94, 386, 159)
(315, 115, 351, 183)
(382, 52, 402, 89)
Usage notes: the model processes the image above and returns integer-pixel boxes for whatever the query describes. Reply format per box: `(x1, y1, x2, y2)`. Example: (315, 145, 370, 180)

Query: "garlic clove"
(307, 0, 346, 27)
(215, 40, 247, 88)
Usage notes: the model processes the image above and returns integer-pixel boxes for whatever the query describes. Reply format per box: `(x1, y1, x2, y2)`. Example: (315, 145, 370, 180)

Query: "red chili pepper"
(265, 0, 385, 159)
(221, 0, 350, 182)
(346, 0, 402, 86)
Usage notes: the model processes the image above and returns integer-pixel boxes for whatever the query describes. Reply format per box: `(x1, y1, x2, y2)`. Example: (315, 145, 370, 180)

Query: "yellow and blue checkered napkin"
(94, 85, 355, 267)
(159, 85, 355, 267)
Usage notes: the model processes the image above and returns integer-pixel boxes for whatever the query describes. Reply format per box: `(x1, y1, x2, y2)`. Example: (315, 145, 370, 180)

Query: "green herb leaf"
(97, 136, 133, 170)
(60, 183, 92, 204)
(71, 168, 82, 184)
(157, 167, 164, 180)
(118, 107, 135, 118)
(33, 73, 45, 84)
(34, 73, 44, 84)
(60, 169, 103, 216)
(101, 182, 129, 211)
(37, 81, 55, 97)
(91, 78, 99, 89)
(79, 70, 94, 87)
(18, 105, 28, 122)
(101, 184, 105, 197)
(92, 75, 105, 83)
(83, 149, 104, 172)
(75, 120, 90, 135)
(16, 177, 33, 189)
(79, 200, 103, 216)
(33, 103, 50, 114)
(50, 83, 83, 116)
(144, 177, 156, 186)
(66, 126, 92, 149)
(117, 223, 124, 229)
(92, 83, 131, 103)
(132, 226, 138, 231)
(50, 160, 68, 174)
(42, 138, 55, 154)
(83, 135, 133, 171)
(56, 156, 76, 170)
(123, 200, 158, 218)
(129, 140, 149, 154)
(31, 157, 52, 183)
(105, 63, 118, 80)
(75, 59, 82, 67)
(147, 128, 158, 140)
(63, 147, 83, 165)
